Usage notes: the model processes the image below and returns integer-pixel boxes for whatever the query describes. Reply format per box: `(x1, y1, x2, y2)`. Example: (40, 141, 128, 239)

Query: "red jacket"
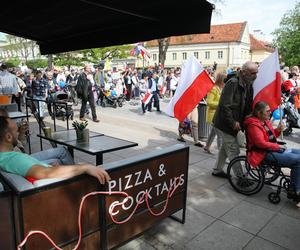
(244, 117, 281, 168)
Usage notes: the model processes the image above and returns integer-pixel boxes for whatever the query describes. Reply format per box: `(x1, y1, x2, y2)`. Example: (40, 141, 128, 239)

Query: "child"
(177, 118, 192, 142)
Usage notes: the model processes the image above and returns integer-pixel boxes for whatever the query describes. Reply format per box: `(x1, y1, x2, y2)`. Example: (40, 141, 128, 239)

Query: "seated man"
(0, 116, 110, 184)
(244, 101, 300, 201)
(0, 108, 28, 152)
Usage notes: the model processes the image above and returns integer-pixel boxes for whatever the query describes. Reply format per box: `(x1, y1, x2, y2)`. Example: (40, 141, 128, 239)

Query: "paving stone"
(148, 207, 215, 246)
(188, 189, 243, 218)
(187, 172, 228, 194)
(190, 157, 216, 171)
(185, 220, 252, 250)
(244, 186, 288, 212)
(280, 200, 300, 220)
(244, 237, 287, 250)
(259, 213, 300, 250)
(189, 151, 209, 165)
(220, 201, 275, 234)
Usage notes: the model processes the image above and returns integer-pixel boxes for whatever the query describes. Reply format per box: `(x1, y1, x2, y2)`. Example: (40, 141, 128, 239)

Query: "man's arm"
(26, 164, 110, 184)
(219, 80, 238, 130)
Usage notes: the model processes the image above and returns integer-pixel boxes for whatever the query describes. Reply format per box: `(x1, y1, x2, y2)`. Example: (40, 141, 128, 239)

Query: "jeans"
(265, 148, 300, 192)
(31, 147, 75, 165)
(148, 92, 160, 111)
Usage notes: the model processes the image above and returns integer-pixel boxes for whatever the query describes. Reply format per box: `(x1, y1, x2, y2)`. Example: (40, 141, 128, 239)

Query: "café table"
(37, 130, 138, 165)
(8, 111, 30, 120)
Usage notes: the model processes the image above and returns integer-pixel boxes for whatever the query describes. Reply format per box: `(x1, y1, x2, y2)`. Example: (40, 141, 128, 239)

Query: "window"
(205, 51, 210, 59)
(172, 53, 177, 60)
(152, 54, 157, 61)
(182, 52, 187, 60)
(218, 51, 223, 59)
(194, 52, 198, 59)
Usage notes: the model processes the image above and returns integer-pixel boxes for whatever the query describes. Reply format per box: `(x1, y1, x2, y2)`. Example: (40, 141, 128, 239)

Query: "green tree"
(4, 57, 20, 68)
(26, 59, 48, 69)
(54, 52, 83, 67)
(5, 34, 37, 62)
(81, 45, 133, 63)
(273, 1, 300, 66)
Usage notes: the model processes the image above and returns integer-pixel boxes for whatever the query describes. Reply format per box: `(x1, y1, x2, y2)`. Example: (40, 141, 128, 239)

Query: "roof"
(146, 22, 247, 47)
(0, 0, 213, 55)
(250, 34, 275, 53)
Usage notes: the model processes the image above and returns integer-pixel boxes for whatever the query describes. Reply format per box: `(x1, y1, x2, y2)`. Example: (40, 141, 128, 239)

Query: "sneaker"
(177, 137, 186, 142)
(194, 142, 204, 147)
(212, 171, 228, 178)
(204, 147, 214, 155)
(93, 118, 100, 123)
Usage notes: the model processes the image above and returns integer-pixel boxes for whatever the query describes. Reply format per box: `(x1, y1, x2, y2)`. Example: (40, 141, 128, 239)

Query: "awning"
(0, 0, 213, 55)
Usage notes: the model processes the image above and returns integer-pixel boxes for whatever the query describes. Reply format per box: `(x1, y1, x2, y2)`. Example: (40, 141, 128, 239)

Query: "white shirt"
(0, 71, 19, 95)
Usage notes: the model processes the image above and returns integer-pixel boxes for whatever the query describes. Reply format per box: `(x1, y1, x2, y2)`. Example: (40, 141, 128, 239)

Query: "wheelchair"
(227, 151, 298, 204)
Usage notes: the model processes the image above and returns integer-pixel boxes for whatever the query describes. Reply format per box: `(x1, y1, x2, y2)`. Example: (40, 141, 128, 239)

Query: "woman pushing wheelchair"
(244, 101, 300, 204)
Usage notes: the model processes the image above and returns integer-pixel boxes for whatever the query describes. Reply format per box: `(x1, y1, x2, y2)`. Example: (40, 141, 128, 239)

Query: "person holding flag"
(167, 56, 215, 147)
(212, 61, 258, 178)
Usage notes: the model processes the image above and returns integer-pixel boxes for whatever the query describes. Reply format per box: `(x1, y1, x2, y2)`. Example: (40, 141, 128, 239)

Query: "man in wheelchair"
(244, 101, 300, 202)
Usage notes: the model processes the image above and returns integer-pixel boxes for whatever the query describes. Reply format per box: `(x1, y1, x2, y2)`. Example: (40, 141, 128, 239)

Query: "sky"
(211, 0, 298, 41)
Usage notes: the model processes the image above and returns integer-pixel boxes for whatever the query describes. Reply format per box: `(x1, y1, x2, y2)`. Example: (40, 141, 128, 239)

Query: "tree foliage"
(273, 2, 300, 66)
(52, 45, 133, 67)
(4, 57, 21, 68)
(5, 34, 37, 62)
(26, 59, 48, 69)
(80, 45, 133, 63)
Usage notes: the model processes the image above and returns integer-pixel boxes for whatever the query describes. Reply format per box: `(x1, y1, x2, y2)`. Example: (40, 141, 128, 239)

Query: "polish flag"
(167, 56, 214, 122)
(142, 92, 153, 105)
(160, 86, 166, 95)
(138, 45, 151, 61)
(253, 49, 282, 111)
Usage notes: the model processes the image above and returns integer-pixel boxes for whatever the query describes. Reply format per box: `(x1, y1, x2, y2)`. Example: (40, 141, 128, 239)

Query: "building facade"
(146, 22, 274, 70)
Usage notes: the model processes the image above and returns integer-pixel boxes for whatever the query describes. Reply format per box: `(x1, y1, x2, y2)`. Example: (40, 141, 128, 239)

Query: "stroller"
(281, 95, 300, 136)
(53, 91, 74, 120)
(99, 88, 123, 108)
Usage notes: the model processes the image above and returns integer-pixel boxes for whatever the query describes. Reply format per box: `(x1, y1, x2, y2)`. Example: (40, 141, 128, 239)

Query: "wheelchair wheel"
(262, 164, 280, 184)
(268, 192, 281, 204)
(227, 156, 265, 195)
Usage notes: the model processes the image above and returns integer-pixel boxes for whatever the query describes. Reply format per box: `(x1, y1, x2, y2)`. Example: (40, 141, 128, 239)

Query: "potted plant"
(72, 120, 89, 142)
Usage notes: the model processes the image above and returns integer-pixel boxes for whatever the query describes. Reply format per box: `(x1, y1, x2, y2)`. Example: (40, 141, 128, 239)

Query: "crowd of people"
(1, 59, 300, 205)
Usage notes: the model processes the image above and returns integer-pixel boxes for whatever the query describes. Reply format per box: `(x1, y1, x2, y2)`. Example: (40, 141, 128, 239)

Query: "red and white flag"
(142, 92, 153, 105)
(253, 49, 281, 111)
(138, 45, 151, 61)
(167, 56, 214, 122)
(160, 86, 167, 95)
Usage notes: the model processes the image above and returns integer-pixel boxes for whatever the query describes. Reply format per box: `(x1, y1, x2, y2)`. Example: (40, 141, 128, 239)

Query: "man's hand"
(277, 122, 285, 132)
(18, 120, 29, 141)
(233, 122, 241, 131)
(84, 164, 111, 184)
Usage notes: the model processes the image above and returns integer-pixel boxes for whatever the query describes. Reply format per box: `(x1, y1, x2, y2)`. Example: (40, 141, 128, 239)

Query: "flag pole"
(279, 103, 284, 140)
(143, 56, 145, 70)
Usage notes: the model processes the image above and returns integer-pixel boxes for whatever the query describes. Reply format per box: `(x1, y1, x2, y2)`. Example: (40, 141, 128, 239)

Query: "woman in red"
(244, 101, 300, 198)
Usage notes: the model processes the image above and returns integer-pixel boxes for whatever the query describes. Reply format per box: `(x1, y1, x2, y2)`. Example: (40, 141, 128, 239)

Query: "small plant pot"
(76, 129, 89, 142)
